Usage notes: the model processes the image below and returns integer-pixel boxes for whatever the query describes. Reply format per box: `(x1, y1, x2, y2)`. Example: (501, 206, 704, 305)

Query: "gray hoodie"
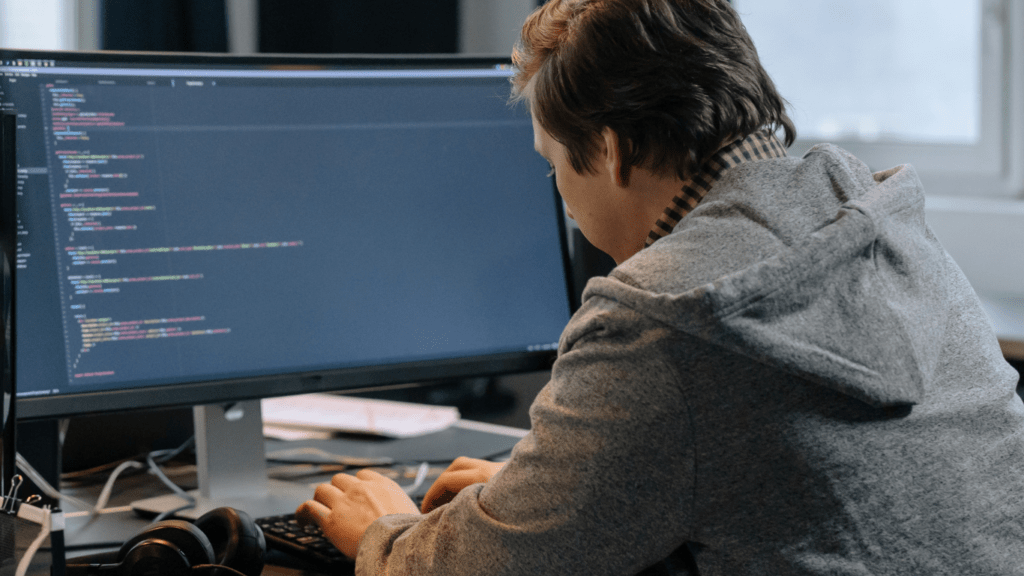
(358, 144, 1024, 575)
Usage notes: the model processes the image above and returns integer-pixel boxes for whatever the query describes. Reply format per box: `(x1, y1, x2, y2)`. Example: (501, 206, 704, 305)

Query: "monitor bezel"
(7, 48, 574, 421)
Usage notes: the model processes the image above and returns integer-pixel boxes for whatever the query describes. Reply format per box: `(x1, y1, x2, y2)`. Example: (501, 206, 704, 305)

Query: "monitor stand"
(131, 400, 313, 520)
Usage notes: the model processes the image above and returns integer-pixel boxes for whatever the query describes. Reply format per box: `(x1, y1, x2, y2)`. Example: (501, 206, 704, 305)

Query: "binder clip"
(1, 475, 65, 576)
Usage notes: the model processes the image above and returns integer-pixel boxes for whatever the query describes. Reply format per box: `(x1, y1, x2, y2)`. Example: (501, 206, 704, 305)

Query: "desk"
(1001, 340, 1024, 361)
(49, 420, 526, 576)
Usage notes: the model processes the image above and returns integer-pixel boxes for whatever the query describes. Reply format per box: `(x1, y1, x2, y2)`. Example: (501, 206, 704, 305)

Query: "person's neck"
(611, 168, 688, 264)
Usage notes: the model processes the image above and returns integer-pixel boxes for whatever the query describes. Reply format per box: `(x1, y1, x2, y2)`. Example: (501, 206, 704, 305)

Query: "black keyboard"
(256, 513, 352, 567)
(257, 496, 424, 567)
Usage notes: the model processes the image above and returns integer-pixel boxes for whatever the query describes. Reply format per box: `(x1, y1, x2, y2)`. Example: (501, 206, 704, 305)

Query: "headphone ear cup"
(193, 508, 266, 576)
(117, 521, 216, 576)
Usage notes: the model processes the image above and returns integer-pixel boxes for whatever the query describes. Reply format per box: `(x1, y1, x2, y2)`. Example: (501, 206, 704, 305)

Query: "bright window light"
(734, 0, 981, 145)
(0, 0, 70, 50)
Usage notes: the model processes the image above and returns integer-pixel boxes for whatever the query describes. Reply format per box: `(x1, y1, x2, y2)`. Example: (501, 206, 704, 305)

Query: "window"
(734, 0, 1024, 199)
(0, 0, 71, 49)
(0, 0, 99, 51)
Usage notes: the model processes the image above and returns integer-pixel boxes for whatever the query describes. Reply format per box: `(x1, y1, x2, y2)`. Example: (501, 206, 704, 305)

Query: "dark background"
(102, 0, 461, 54)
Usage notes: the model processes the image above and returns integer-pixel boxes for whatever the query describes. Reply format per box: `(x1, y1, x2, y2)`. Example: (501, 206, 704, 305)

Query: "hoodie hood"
(585, 144, 948, 408)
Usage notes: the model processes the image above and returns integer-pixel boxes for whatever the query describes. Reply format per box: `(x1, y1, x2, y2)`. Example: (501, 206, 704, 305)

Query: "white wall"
(459, 0, 536, 55)
(227, 0, 258, 54)
(925, 198, 1024, 345)
(76, 0, 101, 50)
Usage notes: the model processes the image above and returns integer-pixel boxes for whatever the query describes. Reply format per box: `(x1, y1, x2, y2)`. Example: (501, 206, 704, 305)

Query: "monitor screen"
(4, 51, 572, 421)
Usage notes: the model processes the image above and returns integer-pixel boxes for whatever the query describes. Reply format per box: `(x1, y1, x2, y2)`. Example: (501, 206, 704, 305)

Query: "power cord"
(15, 452, 92, 511)
(15, 436, 198, 518)
(21, 437, 483, 520)
(146, 446, 197, 522)
(404, 462, 430, 496)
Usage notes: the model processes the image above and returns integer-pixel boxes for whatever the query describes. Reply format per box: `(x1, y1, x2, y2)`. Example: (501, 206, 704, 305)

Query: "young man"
(297, 1, 1024, 574)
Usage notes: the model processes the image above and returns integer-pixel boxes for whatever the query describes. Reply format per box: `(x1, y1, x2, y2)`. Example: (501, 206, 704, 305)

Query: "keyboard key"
(256, 513, 352, 567)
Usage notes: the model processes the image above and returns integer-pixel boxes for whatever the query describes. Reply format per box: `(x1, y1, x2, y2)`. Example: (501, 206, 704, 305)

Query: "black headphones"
(67, 507, 266, 576)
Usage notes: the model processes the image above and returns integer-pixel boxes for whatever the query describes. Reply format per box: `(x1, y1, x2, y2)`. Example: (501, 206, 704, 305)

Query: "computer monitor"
(2, 50, 573, 516)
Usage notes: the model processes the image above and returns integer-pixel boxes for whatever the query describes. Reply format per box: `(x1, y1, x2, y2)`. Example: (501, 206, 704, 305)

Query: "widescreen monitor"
(0, 50, 573, 515)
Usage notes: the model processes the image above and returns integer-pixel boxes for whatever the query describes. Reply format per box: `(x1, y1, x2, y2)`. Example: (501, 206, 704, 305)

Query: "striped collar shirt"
(645, 130, 788, 248)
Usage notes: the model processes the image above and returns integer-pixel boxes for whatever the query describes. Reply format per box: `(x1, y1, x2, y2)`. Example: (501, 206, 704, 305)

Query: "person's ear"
(600, 127, 626, 187)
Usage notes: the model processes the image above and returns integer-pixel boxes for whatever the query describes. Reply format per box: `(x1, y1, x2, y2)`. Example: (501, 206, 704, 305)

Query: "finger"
(347, 469, 419, 516)
(295, 499, 332, 527)
(330, 472, 361, 490)
(433, 469, 480, 491)
(421, 487, 459, 513)
(313, 482, 346, 507)
(422, 470, 477, 513)
(446, 456, 479, 471)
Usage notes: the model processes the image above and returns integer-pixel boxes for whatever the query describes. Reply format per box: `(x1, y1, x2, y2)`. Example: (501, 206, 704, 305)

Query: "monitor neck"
(131, 400, 309, 519)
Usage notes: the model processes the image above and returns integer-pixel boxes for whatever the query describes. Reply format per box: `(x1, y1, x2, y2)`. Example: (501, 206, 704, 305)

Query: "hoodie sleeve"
(355, 296, 698, 576)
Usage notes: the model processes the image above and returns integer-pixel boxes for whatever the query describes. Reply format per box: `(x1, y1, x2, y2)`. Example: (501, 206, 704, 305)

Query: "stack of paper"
(262, 393, 460, 440)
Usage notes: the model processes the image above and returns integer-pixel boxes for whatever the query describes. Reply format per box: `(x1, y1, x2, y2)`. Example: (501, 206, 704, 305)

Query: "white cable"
(403, 462, 430, 496)
(155, 463, 197, 477)
(14, 509, 50, 576)
(65, 506, 133, 518)
(16, 452, 145, 515)
(15, 452, 92, 512)
(146, 453, 193, 502)
(146, 451, 196, 522)
(92, 460, 145, 515)
(17, 436, 197, 519)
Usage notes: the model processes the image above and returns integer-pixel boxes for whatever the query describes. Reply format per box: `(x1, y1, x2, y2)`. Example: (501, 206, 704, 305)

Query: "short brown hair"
(513, 0, 796, 184)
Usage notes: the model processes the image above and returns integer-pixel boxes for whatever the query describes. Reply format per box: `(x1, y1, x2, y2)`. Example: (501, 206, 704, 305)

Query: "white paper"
(262, 425, 334, 441)
(262, 393, 460, 438)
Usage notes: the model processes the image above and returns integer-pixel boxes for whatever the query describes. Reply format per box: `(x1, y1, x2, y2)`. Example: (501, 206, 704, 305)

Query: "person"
(296, 0, 1024, 574)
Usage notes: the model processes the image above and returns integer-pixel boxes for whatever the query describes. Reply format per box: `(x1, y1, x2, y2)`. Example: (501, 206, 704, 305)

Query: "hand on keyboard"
(256, 513, 351, 567)
(295, 469, 421, 559)
(421, 456, 506, 512)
